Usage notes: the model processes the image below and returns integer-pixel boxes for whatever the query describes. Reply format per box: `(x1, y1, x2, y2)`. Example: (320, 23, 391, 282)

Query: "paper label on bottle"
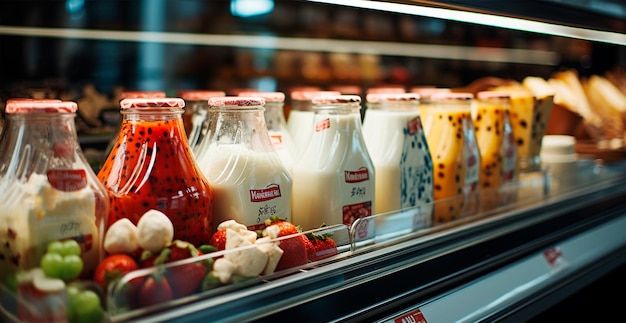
(407, 117, 420, 135)
(393, 309, 428, 323)
(342, 201, 372, 227)
(345, 168, 370, 183)
(269, 132, 284, 149)
(47, 169, 87, 192)
(249, 184, 282, 202)
(315, 118, 331, 132)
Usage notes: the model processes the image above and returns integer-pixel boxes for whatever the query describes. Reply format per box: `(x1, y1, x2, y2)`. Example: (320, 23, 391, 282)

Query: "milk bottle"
(195, 97, 293, 231)
(426, 93, 479, 223)
(238, 91, 297, 173)
(287, 90, 340, 157)
(0, 99, 109, 283)
(362, 93, 434, 223)
(291, 95, 375, 235)
(177, 89, 226, 152)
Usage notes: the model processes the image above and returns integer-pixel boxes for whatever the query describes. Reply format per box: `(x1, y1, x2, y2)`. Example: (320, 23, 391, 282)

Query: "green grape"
(67, 288, 104, 323)
(41, 253, 64, 278)
(60, 255, 83, 281)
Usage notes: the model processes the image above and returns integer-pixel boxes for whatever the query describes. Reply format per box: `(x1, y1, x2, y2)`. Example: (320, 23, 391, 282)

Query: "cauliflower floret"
(225, 240, 268, 277)
(262, 225, 281, 240)
(217, 220, 248, 232)
(136, 209, 174, 253)
(225, 228, 257, 250)
(255, 237, 283, 275)
(212, 258, 237, 284)
(104, 218, 139, 254)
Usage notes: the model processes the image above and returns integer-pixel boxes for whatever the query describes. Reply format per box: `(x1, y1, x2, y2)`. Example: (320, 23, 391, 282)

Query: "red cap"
(311, 95, 361, 104)
(291, 90, 341, 101)
(120, 98, 185, 109)
(366, 93, 420, 102)
(208, 96, 265, 107)
(119, 91, 166, 99)
(5, 99, 76, 114)
(429, 92, 474, 101)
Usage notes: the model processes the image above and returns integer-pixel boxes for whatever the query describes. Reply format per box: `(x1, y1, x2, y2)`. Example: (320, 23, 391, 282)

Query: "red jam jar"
(97, 97, 214, 246)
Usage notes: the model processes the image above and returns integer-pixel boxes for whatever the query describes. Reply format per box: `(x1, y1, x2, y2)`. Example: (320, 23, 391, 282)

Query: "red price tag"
(543, 246, 563, 267)
(394, 309, 427, 323)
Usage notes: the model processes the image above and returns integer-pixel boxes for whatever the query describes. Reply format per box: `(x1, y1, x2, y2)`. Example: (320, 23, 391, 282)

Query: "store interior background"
(1, 1, 626, 320)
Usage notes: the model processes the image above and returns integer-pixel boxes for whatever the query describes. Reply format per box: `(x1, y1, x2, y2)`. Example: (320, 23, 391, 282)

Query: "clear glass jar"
(0, 99, 109, 283)
(363, 93, 434, 221)
(177, 90, 226, 152)
(291, 95, 375, 234)
(97, 97, 214, 247)
(195, 97, 293, 231)
(238, 91, 297, 172)
(287, 90, 340, 156)
(427, 92, 480, 223)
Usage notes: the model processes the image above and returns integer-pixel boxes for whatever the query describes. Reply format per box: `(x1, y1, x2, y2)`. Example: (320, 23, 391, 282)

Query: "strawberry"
(93, 254, 140, 292)
(209, 229, 227, 251)
(162, 240, 207, 298)
(309, 234, 338, 261)
(138, 272, 173, 308)
(265, 217, 308, 271)
(302, 235, 315, 262)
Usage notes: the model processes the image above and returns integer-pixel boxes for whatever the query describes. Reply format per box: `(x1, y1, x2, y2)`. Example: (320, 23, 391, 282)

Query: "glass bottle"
(410, 87, 451, 136)
(473, 91, 512, 211)
(0, 99, 108, 283)
(177, 90, 226, 152)
(427, 92, 480, 224)
(291, 95, 375, 234)
(195, 97, 292, 231)
(238, 91, 297, 173)
(97, 97, 214, 247)
(363, 93, 434, 220)
(287, 90, 340, 156)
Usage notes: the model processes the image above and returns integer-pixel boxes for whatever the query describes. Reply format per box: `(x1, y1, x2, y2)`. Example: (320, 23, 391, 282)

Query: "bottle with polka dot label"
(363, 93, 434, 227)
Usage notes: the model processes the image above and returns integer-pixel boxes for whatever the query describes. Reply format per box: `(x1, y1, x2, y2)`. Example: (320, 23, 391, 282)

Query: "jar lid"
(238, 91, 285, 102)
(119, 91, 166, 99)
(477, 91, 511, 100)
(312, 95, 361, 104)
(290, 90, 341, 101)
(208, 96, 265, 107)
(120, 98, 185, 109)
(366, 93, 420, 102)
(430, 92, 474, 101)
(178, 90, 226, 101)
(410, 87, 451, 97)
(5, 99, 76, 114)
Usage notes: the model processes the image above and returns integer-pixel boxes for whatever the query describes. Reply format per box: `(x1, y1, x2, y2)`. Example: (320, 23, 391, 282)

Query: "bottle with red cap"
(178, 90, 226, 152)
(0, 98, 109, 284)
(363, 92, 434, 225)
(291, 95, 375, 236)
(195, 97, 292, 231)
(97, 97, 214, 247)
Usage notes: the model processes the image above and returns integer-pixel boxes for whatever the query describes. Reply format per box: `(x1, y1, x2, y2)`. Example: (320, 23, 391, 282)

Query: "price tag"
(393, 309, 427, 323)
(543, 246, 567, 269)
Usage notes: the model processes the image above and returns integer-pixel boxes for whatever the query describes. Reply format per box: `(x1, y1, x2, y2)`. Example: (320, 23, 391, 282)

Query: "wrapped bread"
(583, 74, 626, 148)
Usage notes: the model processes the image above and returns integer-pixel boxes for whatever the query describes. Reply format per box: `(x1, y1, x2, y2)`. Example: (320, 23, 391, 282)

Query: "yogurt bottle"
(178, 89, 226, 152)
(291, 95, 375, 234)
(410, 87, 451, 136)
(287, 90, 340, 157)
(426, 93, 480, 223)
(0, 99, 109, 283)
(195, 97, 292, 231)
(362, 93, 434, 223)
(98, 97, 214, 247)
(474, 91, 510, 211)
(238, 91, 297, 173)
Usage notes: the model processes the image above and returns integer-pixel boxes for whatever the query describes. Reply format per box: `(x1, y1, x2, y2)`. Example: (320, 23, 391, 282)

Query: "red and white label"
(250, 184, 282, 202)
(315, 118, 331, 132)
(342, 201, 372, 227)
(47, 169, 87, 192)
(407, 117, 421, 135)
(344, 168, 370, 183)
(543, 246, 563, 267)
(393, 309, 427, 323)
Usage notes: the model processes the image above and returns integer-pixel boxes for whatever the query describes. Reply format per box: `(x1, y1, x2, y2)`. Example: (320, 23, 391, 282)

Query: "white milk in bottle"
(195, 97, 293, 231)
(291, 95, 375, 237)
(238, 91, 297, 173)
(363, 93, 434, 227)
(287, 90, 340, 157)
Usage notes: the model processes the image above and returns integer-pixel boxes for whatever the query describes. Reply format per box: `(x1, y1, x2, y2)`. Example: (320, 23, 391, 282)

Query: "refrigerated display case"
(1, 1, 626, 322)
